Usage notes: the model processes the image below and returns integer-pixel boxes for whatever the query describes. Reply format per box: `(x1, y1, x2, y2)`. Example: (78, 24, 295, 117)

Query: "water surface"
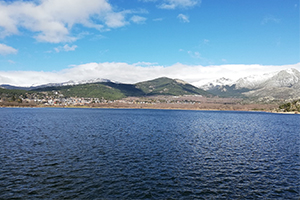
(0, 108, 299, 199)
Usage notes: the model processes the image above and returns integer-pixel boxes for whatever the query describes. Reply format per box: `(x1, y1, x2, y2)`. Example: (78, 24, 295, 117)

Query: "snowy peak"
(62, 78, 112, 86)
(263, 68, 300, 88)
(36, 78, 112, 88)
(175, 79, 188, 85)
(200, 77, 235, 90)
(235, 71, 278, 89)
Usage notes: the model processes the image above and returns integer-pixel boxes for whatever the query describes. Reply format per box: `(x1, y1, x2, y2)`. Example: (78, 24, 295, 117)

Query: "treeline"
(279, 99, 300, 112)
(0, 88, 30, 103)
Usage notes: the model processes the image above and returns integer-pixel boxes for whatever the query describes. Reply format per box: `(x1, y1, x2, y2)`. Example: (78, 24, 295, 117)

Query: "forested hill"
(33, 82, 145, 100)
(135, 77, 210, 96)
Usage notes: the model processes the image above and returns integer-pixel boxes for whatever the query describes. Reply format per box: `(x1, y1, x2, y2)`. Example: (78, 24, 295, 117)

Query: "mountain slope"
(0, 88, 31, 99)
(205, 85, 250, 98)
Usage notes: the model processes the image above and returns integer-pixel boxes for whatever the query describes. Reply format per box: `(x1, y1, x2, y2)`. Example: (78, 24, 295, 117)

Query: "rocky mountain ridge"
(201, 68, 300, 101)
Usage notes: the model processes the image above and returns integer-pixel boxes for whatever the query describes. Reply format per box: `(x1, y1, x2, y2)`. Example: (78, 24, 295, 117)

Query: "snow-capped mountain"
(37, 78, 112, 87)
(260, 68, 300, 88)
(0, 78, 112, 90)
(234, 71, 278, 89)
(200, 68, 300, 100)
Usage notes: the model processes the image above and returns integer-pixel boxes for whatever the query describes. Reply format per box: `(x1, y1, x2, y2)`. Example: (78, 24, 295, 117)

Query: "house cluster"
(18, 95, 203, 106)
(23, 97, 105, 106)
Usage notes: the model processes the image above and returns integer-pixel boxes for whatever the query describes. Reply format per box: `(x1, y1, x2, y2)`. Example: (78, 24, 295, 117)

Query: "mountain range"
(1, 68, 299, 101)
(200, 68, 300, 101)
(0, 77, 210, 101)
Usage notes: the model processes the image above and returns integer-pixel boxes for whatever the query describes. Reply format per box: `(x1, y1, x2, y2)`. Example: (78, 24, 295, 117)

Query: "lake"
(0, 108, 299, 199)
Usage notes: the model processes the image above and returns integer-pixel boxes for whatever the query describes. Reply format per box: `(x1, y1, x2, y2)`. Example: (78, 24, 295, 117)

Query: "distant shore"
(1, 102, 298, 114)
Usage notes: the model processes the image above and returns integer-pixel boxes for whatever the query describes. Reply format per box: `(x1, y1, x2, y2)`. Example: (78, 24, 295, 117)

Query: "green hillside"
(0, 88, 34, 101)
(0, 88, 28, 97)
(33, 83, 132, 100)
(102, 82, 145, 97)
(135, 77, 210, 96)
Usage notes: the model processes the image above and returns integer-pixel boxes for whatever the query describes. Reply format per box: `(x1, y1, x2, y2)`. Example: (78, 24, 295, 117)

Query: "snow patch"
(175, 79, 188, 85)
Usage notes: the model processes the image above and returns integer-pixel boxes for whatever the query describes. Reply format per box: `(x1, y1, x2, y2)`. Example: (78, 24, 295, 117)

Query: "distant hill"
(0, 85, 33, 91)
(205, 84, 250, 98)
(136, 77, 210, 96)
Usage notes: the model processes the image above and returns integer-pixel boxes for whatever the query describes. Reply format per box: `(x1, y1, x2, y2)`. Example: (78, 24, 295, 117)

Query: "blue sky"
(0, 0, 299, 86)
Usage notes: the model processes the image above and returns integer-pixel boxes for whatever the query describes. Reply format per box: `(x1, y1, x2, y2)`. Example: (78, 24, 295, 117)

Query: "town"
(0, 90, 204, 106)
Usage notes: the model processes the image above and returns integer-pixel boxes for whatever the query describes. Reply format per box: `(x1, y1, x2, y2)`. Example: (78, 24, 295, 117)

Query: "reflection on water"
(0, 108, 299, 199)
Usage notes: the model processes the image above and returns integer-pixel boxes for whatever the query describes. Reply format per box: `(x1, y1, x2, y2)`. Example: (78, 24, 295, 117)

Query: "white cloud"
(190, 51, 201, 58)
(0, 43, 18, 55)
(177, 14, 189, 23)
(203, 39, 209, 44)
(104, 11, 128, 28)
(54, 44, 78, 53)
(153, 18, 163, 21)
(139, 0, 158, 2)
(0, 0, 132, 43)
(133, 61, 158, 66)
(8, 60, 16, 64)
(140, 0, 200, 9)
(63, 44, 78, 52)
(159, 0, 200, 9)
(261, 15, 281, 25)
(131, 15, 147, 24)
(0, 62, 299, 87)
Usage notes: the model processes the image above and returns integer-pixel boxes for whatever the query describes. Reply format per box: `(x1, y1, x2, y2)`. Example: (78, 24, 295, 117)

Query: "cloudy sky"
(0, 0, 299, 86)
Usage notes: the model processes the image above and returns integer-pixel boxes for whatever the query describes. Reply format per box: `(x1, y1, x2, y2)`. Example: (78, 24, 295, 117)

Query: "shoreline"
(1, 104, 298, 114)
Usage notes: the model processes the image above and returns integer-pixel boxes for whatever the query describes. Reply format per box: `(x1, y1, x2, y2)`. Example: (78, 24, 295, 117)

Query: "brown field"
(1, 96, 279, 112)
(0, 94, 285, 113)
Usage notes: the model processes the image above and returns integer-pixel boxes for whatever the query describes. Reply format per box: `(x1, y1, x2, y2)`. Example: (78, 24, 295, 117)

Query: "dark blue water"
(0, 108, 299, 199)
